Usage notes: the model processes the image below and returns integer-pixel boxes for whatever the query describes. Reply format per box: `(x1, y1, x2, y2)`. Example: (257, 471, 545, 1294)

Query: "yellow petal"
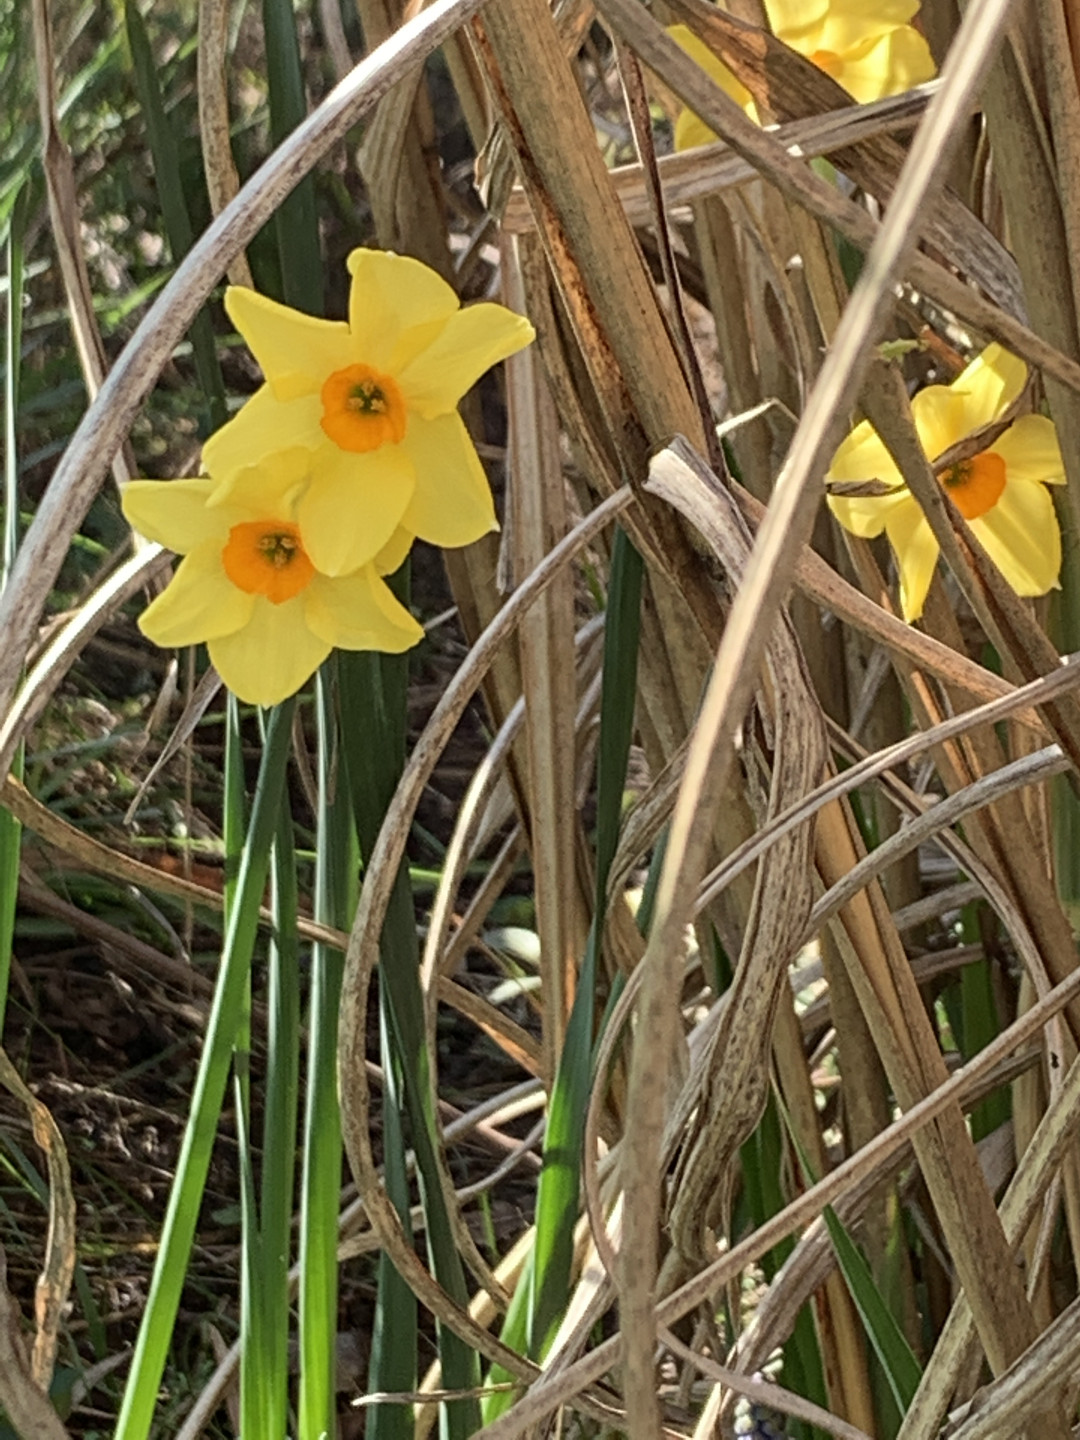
(224, 288, 350, 400)
(884, 497, 939, 621)
(122, 478, 220, 552)
(399, 413, 497, 548)
(992, 415, 1067, 485)
(828, 484, 912, 539)
(346, 248, 460, 372)
(305, 568, 424, 653)
(812, 0, 922, 51)
(763, 0, 830, 49)
(828, 28, 936, 102)
(202, 386, 324, 481)
(971, 477, 1062, 597)
(208, 448, 313, 520)
(297, 443, 415, 575)
(827, 416, 904, 488)
(138, 546, 255, 646)
(674, 109, 720, 151)
(910, 384, 969, 461)
(668, 25, 754, 150)
(950, 343, 1027, 433)
(396, 305, 536, 419)
(208, 596, 331, 706)
(374, 527, 414, 577)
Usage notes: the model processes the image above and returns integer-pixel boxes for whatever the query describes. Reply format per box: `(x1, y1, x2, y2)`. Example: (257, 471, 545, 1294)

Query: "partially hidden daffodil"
(202, 248, 535, 577)
(826, 344, 1066, 622)
(122, 449, 423, 706)
(670, 0, 936, 150)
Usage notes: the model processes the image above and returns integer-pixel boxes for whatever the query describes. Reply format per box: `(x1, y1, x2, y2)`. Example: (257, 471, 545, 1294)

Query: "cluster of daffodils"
(670, 0, 936, 150)
(124, 249, 535, 705)
(826, 344, 1066, 621)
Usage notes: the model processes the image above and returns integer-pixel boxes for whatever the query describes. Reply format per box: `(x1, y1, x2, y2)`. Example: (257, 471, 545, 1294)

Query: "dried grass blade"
(0, 1046, 75, 1389)
(475, 961, 1080, 1440)
(596, 0, 1018, 1426)
(196, 0, 253, 286)
(0, 1242, 69, 1440)
(503, 234, 581, 1068)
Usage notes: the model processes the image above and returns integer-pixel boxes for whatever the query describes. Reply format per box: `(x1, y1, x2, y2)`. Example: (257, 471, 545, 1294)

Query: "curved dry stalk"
(2, 776, 345, 950)
(694, 656, 1080, 917)
(945, 1299, 1080, 1440)
(808, 745, 1069, 952)
(0, 0, 492, 756)
(501, 85, 941, 233)
(0, 546, 170, 764)
(899, 1040, 1080, 1440)
(475, 959, 1080, 1440)
(659, 1326, 873, 1440)
(336, 488, 633, 1391)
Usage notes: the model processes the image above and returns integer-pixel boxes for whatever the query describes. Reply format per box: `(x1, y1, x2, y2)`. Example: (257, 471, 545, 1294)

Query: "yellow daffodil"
(202, 248, 535, 576)
(123, 450, 423, 706)
(826, 344, 1065, 622)
(670, 0, 936, 150)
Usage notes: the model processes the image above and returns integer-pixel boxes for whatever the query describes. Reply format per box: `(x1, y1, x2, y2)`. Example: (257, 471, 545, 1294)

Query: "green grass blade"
(337, 643, 417, 1440)
(0, 181, 28, 1034)
(236, 1063, 267, 1440)
(484, 528, 644, 1420)
(259, 796, 301, 1439)
(114, 697, 297, 1440)
(528, 527, 642, 1357)
(298, 669, 351, 1440)
(741, 1096, 828, 1438)
(123, 0, 227, 432)
(339, 631, 480, 1440)
(262, 0, 322, 315)
(820, 1205, 922, 1421)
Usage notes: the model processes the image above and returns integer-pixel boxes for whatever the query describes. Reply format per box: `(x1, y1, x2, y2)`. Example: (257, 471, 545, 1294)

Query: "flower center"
(939, 450, 1007, 520)
(222, 520, 316, 604)
(320, 363, 407, 454)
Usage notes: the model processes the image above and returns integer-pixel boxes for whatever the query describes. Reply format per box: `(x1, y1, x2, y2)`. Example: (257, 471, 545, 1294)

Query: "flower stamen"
(320, 363, 407, 453)
(939, 450, 1007, 520)
(223, 520, 315, 604)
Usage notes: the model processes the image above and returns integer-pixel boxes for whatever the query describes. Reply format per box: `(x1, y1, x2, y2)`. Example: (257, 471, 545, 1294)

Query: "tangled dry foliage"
(10, 0, 1080, 1436)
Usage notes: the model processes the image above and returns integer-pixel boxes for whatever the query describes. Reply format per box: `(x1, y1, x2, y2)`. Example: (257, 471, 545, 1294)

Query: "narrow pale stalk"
(0, 184, 28, 1033)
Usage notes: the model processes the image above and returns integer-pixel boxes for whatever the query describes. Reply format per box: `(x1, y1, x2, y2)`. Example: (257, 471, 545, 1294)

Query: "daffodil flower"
(123, 450, 423, 706)
(826, 344, 1065, 622)
(202, 248, 535, 576)
(670, 0, 936, 150)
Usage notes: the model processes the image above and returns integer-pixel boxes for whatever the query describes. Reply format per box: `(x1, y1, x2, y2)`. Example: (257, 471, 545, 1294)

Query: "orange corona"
(940, 451, 1007, 520)
(319, 363, 407, 453)
(222, 520, 316, 604)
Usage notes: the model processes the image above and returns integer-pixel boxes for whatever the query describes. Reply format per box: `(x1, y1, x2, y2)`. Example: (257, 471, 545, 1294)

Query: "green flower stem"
(339, 636, 480, 1440)
(486, 527, 643, 1420)
(298, 670, 352, 1440)
(258, 796, 301, 1439)
(114, 697, 297, 1440)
